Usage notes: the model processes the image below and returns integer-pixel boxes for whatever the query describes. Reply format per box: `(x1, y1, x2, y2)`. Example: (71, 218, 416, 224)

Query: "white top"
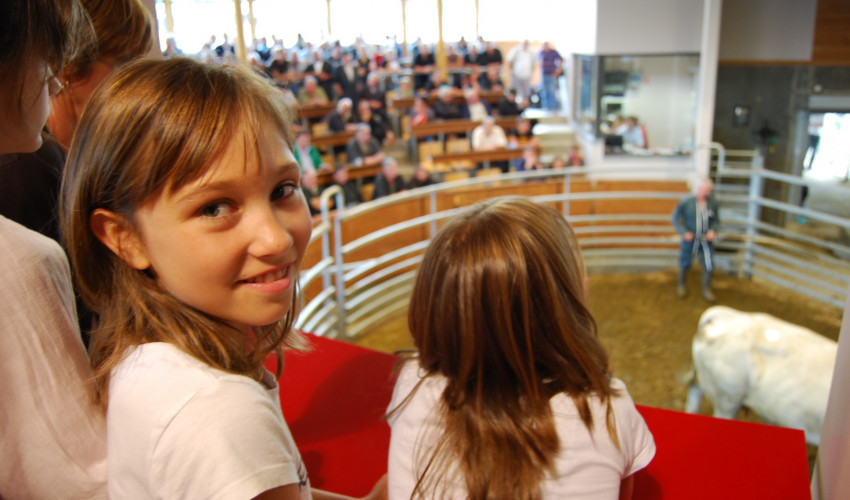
(0, 216, 108, 499)
(107, 342, 311, 500)
(471, 124, 508, 151)
(387, 361, 656, 499)
(508, 47, 536, 79)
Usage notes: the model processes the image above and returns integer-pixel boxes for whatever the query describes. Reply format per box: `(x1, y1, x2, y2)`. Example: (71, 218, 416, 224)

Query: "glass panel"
(597, 54, 700, 155)
(805, 113, 850, 182)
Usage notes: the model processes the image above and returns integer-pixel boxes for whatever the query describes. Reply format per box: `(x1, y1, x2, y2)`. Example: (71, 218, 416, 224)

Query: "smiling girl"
(61, 58, 384, 500)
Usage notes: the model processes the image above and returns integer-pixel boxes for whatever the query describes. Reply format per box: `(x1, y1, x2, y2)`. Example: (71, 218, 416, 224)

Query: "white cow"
(685, 305, 837, 446)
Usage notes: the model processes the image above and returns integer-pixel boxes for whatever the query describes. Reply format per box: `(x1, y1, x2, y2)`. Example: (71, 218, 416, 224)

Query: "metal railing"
(296, 146, 850, 339)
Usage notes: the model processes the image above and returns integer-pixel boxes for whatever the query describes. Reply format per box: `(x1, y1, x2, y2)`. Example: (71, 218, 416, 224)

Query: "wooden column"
(163, 0, 174, 33)
(247, 0, 256, 44)
(435, 0, 447, 76)
(233, 0, 246, 62)
(401, 0, 408, 57)
(326, 0, 332, 37)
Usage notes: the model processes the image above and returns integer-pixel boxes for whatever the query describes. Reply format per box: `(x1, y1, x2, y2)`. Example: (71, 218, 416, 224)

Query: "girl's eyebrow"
(172, 162, 300, 206)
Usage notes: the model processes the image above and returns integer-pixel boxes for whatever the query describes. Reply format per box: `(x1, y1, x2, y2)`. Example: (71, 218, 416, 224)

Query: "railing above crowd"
(294, 148, 850, 339)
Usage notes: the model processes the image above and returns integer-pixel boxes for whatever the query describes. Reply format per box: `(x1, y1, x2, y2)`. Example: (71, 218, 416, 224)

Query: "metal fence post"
(744, 169, 763, 278)
(333, 190, 346, 339)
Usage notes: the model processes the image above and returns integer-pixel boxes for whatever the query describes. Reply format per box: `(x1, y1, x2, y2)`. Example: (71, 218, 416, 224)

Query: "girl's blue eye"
(272, 183, 297, 201)
(200, 202, 229, 218)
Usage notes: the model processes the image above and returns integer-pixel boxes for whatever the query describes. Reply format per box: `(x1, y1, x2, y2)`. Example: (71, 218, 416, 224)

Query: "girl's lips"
(238, 265, 295, 293)
(241, 266, 289, 284)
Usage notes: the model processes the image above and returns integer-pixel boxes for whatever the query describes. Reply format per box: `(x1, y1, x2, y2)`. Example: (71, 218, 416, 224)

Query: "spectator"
(409, 96, 435, 127)
(46, 0, 153, 150)
(412, 44, 435, 91)
(568, 145, 585, 166)
(297, 75, 330, 106)
(478, 65, 504, 92)
(433, 85, 463, 120)
(462, 88, 492, 122)
(479, 41, 503, 68)
(330, 164, 363, 207)
(162, 37, 182, 58)
(333, 50, 358, 101)
(359, 72, 388, 120)
(293, 131, 331, 174)
(497, 88, 522, 116)
(471, 116, 507, 151)
(373, 157, 407, 199)
(507, 40, 536, 102)
(409, 166, 436, 189)
(356, 99, 394, 146)
(268, 47, 291, 89)
(515, 145, 545, 172)
(507, 116, 538, 149)
(538, 41, 563, 111)
(302, 169, 330, 216)
(327, 97, 357, 133)
(346, 123, 385, 166)
(616, 116, 646, 149)
(304, 50, 334, 98)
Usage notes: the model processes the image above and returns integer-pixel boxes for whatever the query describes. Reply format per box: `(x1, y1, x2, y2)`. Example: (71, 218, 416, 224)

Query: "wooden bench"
(391, 90, 504, 113)
(296, 102, 335, 122)
(427, 147, 524, 172)
(312, 131, 354, 151)
(317, 160, 382, 186)
(409, 117, 516, 140)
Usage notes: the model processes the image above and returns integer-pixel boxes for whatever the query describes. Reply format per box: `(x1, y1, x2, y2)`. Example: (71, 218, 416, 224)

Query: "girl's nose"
(248, 208, 293, 257)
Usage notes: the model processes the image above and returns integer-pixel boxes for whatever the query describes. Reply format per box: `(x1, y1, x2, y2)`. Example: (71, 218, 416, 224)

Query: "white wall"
(812, 288, 850, 499)
(719, 0, 816, 61)
(551, 0, 598, 54)
(595, 0, 702, 54)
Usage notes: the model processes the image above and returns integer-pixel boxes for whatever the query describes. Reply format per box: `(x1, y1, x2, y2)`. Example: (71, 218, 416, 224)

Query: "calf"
(685, 305, 837, 446)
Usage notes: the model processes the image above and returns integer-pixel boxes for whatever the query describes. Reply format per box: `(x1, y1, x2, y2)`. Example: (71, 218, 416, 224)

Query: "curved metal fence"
(296, 146, 850, 339)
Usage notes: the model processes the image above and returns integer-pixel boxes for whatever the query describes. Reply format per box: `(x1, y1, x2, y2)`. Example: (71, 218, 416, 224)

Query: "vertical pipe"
(694, 0, 722, 179)
(333, 192, 346, 339)
(401, 0, 408, 58)
(475, 0, 480, 39)
(233, 0, 247, 63)
(163, 0, 174, 34)
(326, 0, 332, 38)
(744, 168, 763, 278)
(429, 191, 438, 238)
(247, 0, 256, 45)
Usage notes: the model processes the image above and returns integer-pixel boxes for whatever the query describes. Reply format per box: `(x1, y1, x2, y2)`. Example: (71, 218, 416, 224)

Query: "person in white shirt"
(507, 40, 536, 102)
(387, 197, 655, 500)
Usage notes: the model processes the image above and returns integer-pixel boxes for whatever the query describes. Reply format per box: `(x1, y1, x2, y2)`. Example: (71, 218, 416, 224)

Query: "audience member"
(305, 50, 334, 97)
(462, 88, 492, 121)
(61, 57, 385, 499)
(514, 144, 545, 172)
(478, 65, 504, 92)
(293, 131, 331, 174)
(333, 50, 358, 101)
(568, 145, 585, 166)
(471, 116, 507, 151)
(386, 197, 655, 499)
(302, 169, 330, 216)
(327, 97, 357, 133)
(409, 166, 436, 189)
(507, 116, 537, 149)
(409, 96, 435, 126)
(373, 157, 407, 199)
(433, 85, 463, 120)
(46, 0, 153, 150)
(479, 41, 503, 68)
(330, 164, 363, 207)
(359, 72, 388, 120)
(162, 37, 182, 58)
(268, 47, 292, 89)
(497, 88, 522, 116)
(507, 40, 536, 102)
(356, 99, 394, 146)
(617, 116, 646, 149)
(298, 75, 330, 106)
(412, 44, 436, 91)
(346, 123, 385, 166)
(538, 41, 563, 111)
(0, 0, 107, 497)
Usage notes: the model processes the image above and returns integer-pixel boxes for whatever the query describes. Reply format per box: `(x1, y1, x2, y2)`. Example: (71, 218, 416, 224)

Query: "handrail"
(296, 149, 850, 338)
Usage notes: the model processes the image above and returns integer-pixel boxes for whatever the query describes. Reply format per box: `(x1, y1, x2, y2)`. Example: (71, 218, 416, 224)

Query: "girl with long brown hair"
(387, 197, 655, 499)
(62, 57, 384, 500)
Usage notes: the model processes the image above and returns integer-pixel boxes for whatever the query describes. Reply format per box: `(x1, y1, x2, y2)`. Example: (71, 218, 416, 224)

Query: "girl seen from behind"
(62, 57, 384, 500)
(387, 197, 655, 499)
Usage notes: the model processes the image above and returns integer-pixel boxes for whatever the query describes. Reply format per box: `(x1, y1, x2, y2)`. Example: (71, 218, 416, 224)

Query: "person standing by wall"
(538, 41, 563, 111)
(672, 178, 720, 302)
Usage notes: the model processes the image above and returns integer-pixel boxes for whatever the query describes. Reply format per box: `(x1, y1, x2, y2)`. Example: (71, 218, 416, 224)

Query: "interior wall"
(595, 0, 702, 54)
(719, 0, 816, 62)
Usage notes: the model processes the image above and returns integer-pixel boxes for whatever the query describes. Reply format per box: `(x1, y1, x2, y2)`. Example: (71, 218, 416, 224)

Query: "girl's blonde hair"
(405, 196, 619, 499)
(61, 58, 298, 409)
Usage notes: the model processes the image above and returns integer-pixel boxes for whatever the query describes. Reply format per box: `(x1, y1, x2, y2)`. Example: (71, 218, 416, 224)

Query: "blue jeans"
(680, 239, 713, 273)
(541, 73, 559, 110)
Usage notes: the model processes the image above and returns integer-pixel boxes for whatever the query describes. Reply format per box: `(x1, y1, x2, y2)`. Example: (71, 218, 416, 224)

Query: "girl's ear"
(89, 208, 151, 270)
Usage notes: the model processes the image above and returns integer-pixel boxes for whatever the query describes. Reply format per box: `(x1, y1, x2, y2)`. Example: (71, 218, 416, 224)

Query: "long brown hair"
(0, 0, 93, 121)
(60, 58, 298, 410)
(404, 196, 618, 499)
(62, 0, 153, 79)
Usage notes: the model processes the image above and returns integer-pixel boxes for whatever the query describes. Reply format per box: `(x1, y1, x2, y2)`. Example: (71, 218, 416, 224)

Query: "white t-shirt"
(387, 361, 656, 500)
(0, 216, 107, 499)
(509, 47, 536, 80)
(107, 342, 311, 500)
